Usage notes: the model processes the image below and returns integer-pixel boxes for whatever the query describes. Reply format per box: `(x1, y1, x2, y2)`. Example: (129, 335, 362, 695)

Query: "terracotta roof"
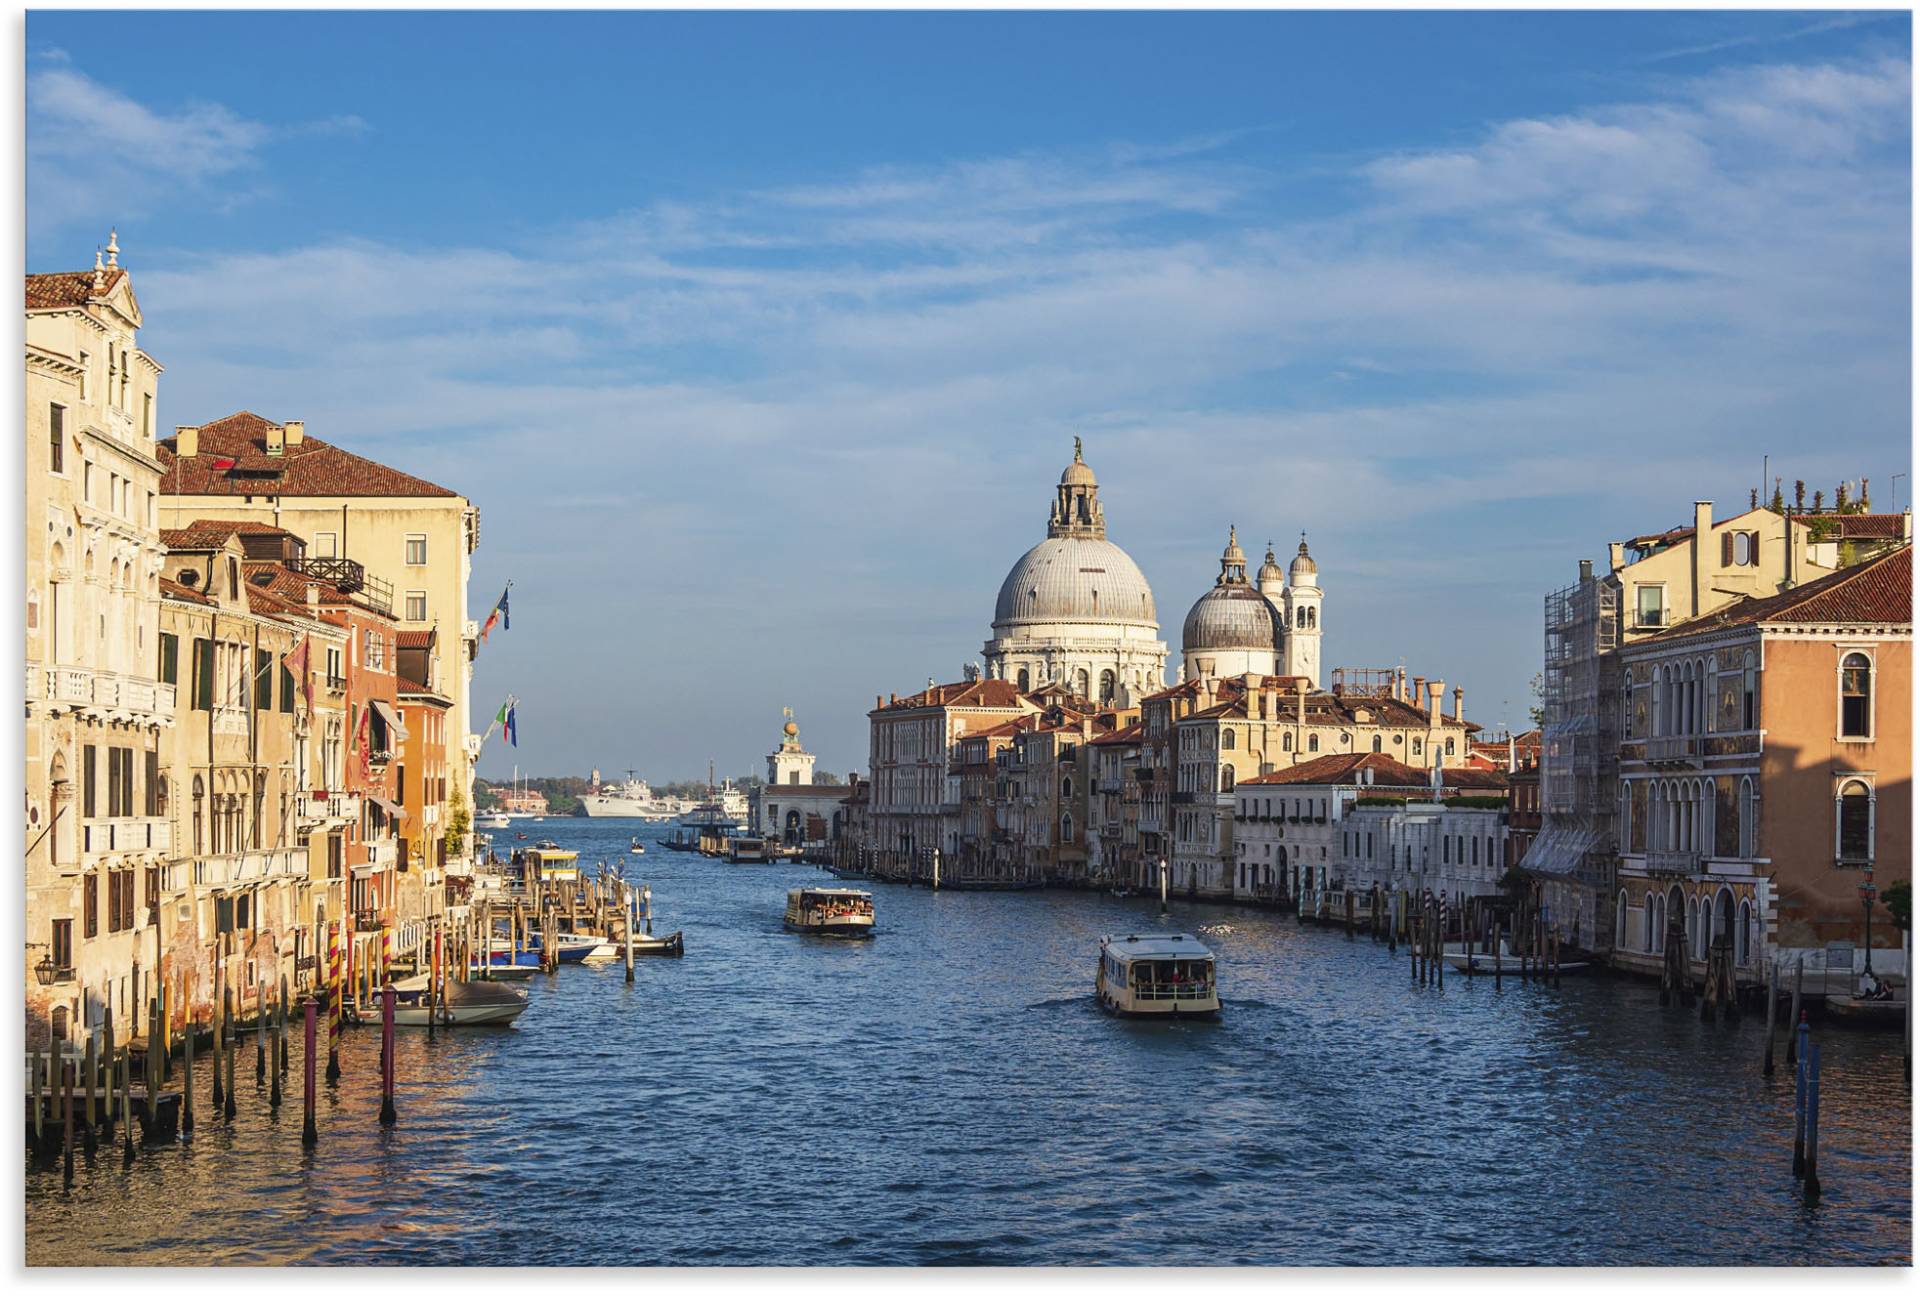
(243, 560, 354, 607)
(875, 678, 1033, 713)
(162, 521, 285, 551)
(1090, 721, 1144, 746)
(1789, 513, 1909, 540)
(1241, 753, 1432, 788)
(397, 629, 436, 651)
(1651, 545, 1911, 643)
(26, 268, 127, 310)
(158, 575, 214, 605)
(158, 412, 458, 498)
(1441, 767, 1512, 792)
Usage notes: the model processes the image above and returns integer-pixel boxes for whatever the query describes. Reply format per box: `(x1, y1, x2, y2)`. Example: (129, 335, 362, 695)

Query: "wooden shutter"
(82, 745, 96, 818)
(1721, 532, 1733, 565)
(83, 872, 98, 938)
(192, 638, 213, 710)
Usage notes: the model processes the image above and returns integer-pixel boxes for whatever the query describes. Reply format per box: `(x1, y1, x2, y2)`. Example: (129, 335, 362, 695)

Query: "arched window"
(1059, 813, 1073, 842)
(1651, 667, 1663, 736)
(1222, 729, 1236, 751)
(1282, 732, 1293, 752)
(1073, 669, 1090, 699)
(1016, 667, 1030, 691)
(1737, 900, 1753, 965)
(1219, 766, 1234, 793)
(1446, 737, 1456, 755)
(1840, 652, 1872, 738)
(1307, 734, 1319, 753)
(1060, 776, 1072, 800)
(1643, 892, 1655, 952)
(1296, 607, 1308, 629)
(1741, 651, 1757, 729)
(1616, 891, 1628, 948)
(1738, 777, 1756, 858)
(192, 776, 205, 855)
(1371, 735, 1382, 753)
(1837, 780, 1873, 864)
(1099, 669, 1116, 704)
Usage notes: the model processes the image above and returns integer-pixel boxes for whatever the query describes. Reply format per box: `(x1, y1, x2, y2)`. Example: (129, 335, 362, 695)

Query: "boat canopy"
(791, 887, 872, 901)
(1102, 933, 1215, 964)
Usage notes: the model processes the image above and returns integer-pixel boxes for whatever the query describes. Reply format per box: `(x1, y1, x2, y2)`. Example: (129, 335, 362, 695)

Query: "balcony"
(302, 791, 363, 824)
(81, 817, 172, 856)
(354, 910, 385, 933)
(289, 556, 393, 616)
(323, 673, 348, 693)
(212, 704, 249, 736)
(193, 847, 305, 889)
(28, 664, 175, 723)
(1644, 849, 1704, 877)
(1644, 735, 1701, 766)
(365, 840, 398, 868)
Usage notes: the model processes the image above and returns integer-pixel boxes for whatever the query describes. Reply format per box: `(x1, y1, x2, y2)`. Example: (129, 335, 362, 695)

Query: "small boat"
(729, 836, 768, 864)
(625, 930, 685, 958)
(516, 832, 529, 841)
(1441, 941, 1591, 977)
(523, 841, 581, 884)
(379, 975, 528, 1026)
(467, 962, 536, 981)
(1097, 933, 1221, 1019)
(784, 887, 875, 938)
(629, 837, 647, 855)
(476, 811, 511, 829)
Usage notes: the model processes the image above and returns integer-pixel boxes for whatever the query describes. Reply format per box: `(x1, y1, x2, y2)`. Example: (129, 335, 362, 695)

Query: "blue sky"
(27, 10, 1912, 783)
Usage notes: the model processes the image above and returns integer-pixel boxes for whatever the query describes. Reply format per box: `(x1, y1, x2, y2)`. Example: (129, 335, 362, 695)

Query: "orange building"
(1612, 545, 1910, 985)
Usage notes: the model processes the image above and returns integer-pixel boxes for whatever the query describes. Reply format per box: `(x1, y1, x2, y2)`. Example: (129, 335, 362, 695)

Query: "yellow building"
(156, 411, 480, 857)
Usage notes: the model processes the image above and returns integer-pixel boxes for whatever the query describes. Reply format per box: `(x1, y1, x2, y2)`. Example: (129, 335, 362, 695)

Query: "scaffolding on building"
(1329, 667, 1399, 699)
(1524, 567, 1621, 946)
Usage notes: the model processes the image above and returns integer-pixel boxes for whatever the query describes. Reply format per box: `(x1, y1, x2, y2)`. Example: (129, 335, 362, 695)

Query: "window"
(1636, 584, 1665, 629)
(108, 747, 133, 817)
(280, 654, 296, 712)
(144, 750, 161, 816)
(405, 591, 428, 622)
(1723, 530, 1757, 567)
(1371, 735, 1382, 753)
(255, 649, 273, 710)
(83, 871, 98, 938)
(1837, 781, 1873, 865)
(77, 351, 89, 400)
(1840, 652, 1872, 739)
(83, 461, 94, 505)
(1741, 651, 1757, 730)
(405, 534, 428, 565)
(82, 745, 96, 818)
(49, 404, 64, 473)
(1307, 734, 1319, 753)
(50, 918, 72, 971)
(142, 392, 153, 439)
(190, 638, 213, 710)
(1222, 730, 1236, 751)
(157, 632, 178, 683)
(315, 532, 338, 558)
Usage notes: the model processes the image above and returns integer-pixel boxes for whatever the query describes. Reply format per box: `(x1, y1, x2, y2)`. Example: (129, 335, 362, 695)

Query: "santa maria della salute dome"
(982, 441, 1169, 704)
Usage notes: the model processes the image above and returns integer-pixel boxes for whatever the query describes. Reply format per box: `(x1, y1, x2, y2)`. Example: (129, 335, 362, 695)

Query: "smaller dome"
(1220, 524, 1246, 571)
(1290, 536, 1318, 579)
(1258, 542, 1285, 584)
(1060, 434, 1096, 487)
(783, 720, 799, 738)
(1183, 583, 1284, 653)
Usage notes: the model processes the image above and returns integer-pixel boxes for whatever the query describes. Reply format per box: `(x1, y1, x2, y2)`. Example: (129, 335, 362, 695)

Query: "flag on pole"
(495, 699, 517, 748)
(480, 583, 511, 644)
(355, 704, 372, 776)
(287, 635, 312, 711)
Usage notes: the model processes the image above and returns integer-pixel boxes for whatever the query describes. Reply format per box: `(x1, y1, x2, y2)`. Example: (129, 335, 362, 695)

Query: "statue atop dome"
(1049, 439, 1105, 539)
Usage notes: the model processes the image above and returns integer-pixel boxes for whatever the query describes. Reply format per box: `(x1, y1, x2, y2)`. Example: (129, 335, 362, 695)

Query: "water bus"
(1096, 933, 1221, 1019)
(783, 887, 875, 938)
(729, 836, 769, 863)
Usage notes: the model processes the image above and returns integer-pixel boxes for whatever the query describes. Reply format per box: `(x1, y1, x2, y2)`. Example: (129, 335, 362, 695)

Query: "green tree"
(1528, 671, 1546, 727)
(444, 785, 471, 857)
(1883, 880, 1910, 934)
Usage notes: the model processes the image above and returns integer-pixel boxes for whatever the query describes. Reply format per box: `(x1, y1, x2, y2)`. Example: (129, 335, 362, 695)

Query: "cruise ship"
(579, 770, 686, 820)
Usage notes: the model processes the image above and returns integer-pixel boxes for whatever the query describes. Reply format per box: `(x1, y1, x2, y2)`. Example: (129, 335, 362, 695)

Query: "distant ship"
(580, 770, 686, 820)
(676, 765, 750, 830)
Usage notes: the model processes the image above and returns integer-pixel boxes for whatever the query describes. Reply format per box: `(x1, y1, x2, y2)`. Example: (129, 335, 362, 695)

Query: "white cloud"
(69, 50, 1910, 770)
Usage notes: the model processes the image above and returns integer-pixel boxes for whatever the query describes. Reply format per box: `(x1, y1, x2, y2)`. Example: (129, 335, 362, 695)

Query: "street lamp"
(1861, 868, 1878, 982)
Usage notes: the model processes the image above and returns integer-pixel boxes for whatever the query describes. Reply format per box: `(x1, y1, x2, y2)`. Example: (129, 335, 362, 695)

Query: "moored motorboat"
(630, 837, 647, 855)
(729, 836, 768, 863)
(1097, 933, 1221, 1019)
(784, 887, 875, 938)
(1440, 941, 1591, 977)
(629, 930, 685, 958)
(379, 975, 528, 1026)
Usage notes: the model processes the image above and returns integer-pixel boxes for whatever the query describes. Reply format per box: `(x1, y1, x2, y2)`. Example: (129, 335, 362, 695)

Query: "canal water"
(26, 819, 1912, 1265)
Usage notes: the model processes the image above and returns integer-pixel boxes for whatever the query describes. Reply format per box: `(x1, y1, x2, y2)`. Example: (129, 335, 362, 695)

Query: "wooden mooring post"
(1763, 959, 1778, 1077)
(182, 1003, 196, 1140)
(223, 988, 237, 1119)
(61, 1057, 74, 1189)
(1787, 960, 1803, 1064)
(1803, 1041, 1823, 1200)
(379, 979, 397, 1127)
(82, 1027, 98, 1153)
(302, 998, 318, 1148)
(1792, 1014, 1809, 1178)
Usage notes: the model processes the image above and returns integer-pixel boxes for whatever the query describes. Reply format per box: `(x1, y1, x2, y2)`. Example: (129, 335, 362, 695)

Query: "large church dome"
(981, 440, 1168, 702)
(1183, 582, 1283, 651)
(994, 536, 1157, 628)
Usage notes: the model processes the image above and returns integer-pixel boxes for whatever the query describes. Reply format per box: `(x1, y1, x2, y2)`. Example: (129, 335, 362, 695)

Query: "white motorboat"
(1097, 933, 1221, 1019)
(784, 887, 875, 938)
(1440, 941, 1591, 977)
(379, 975, 528, 1026)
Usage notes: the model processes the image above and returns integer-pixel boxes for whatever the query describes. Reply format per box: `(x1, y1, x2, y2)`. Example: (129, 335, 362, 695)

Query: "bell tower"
(1281, 534, 1323, 688)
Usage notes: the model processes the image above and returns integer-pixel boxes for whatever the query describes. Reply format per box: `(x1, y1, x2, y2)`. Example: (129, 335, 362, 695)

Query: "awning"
(367, 793, 408, 823)
(369, 697, 410, 745)
(1519, 826, 1601, 877)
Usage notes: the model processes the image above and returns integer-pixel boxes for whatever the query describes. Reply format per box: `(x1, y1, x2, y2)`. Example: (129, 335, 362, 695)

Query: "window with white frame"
(1839, 651, 1873, 740)
(315, 531, 338, 559)
(1836, 779, 1874, 865)
(405, 591, 428, 622)
(404, 534, 427, 566)
(1635, 584, 1665, 629)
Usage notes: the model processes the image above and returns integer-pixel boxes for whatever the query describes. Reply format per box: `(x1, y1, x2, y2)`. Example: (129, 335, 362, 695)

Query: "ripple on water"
(25, 820, 1914, 1265)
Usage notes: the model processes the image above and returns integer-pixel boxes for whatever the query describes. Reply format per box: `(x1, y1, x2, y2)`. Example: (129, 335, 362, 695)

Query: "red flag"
(209, 456, 237, 471)
(286, 636, 311, 711)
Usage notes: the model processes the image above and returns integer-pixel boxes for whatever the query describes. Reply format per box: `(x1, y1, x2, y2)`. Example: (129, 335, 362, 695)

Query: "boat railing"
(1130, 979, 1216, 1001)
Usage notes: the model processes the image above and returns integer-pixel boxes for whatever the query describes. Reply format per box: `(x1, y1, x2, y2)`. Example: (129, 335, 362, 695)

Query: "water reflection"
(26, 819, 1911, 1265)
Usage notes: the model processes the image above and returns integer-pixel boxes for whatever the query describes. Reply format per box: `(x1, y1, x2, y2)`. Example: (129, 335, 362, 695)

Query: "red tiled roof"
(397, 629, 436, 651)
(876, 678, 1033, 713)
(1789, 513, 1909, 540)
(162, 520, 293, 550)
(26, 268, 127, 310)
(1090, 721, 1144, 746)
(243, 560, 354, 607)
(158, 575, 214, 605)
(1241, 753, 1431, 788)
(1652, 545, 1912, 642)
(158, 412, 458, 498)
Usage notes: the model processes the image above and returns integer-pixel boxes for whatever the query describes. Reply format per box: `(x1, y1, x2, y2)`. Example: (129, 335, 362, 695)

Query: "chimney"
(1608, 542, 1625, 574)
(876, 695, 883, 711)
(284, 420, 305, 446)
(1507, 733, 1517, 773)
(1295, 677, 1309, 724)
(266, 422, 285, 456)
(1692, 501, 1713, 621)
(1452, 686, 1464, 722)
(1412, 676, 1425, 707)
(305, 582, 320, 609)
(1577, 559, 1593, 582)
(176, 426, 199, 458)
(1427, 679, 1444, 729)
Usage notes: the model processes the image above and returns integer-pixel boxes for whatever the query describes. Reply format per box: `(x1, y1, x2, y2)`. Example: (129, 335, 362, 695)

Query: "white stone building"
(1179, 531, 1324, 688)
(982, 441, 1167, 704)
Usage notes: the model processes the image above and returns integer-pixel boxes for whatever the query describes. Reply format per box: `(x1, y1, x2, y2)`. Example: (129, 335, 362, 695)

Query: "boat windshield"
(1131, 959, 1214, 989)
(804, 893, 872, 917)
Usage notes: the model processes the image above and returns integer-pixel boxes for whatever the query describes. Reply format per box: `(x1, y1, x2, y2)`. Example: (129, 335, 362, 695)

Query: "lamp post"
(1861, 868, 1878, 981)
